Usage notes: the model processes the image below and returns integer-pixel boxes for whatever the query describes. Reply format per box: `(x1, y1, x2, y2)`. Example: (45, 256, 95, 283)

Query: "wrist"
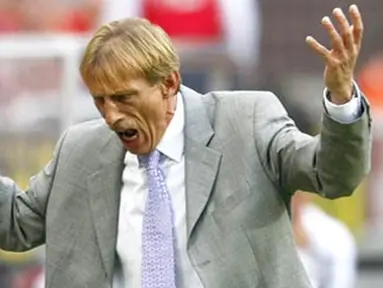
(328, 84, 354, 105)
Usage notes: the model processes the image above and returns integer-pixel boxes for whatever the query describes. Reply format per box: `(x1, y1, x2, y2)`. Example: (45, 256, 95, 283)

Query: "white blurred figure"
(99, 0, 261, 72)
(32, 272, 44, 288)
(292, 192, 357, 288)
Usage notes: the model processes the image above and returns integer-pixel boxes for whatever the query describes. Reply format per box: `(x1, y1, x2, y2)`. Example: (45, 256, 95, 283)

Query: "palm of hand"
(306, 5, 363, 104)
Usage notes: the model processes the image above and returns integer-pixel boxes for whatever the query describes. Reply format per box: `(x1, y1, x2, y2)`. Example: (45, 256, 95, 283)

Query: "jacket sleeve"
(255, 91, 372, 198)
(0, 131, 67, 251)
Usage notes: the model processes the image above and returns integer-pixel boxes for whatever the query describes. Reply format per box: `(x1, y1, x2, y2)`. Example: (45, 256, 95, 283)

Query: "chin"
(124, 142, 153, 155)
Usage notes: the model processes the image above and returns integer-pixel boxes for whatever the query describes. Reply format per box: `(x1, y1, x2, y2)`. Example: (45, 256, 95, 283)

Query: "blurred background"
(0, 0, 382, 287)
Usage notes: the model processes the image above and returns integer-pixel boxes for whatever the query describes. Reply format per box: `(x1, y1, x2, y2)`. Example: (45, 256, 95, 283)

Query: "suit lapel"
(87, 129, 125, 282)
(181, 86, 222, 239)
(184, 141, 222, 238)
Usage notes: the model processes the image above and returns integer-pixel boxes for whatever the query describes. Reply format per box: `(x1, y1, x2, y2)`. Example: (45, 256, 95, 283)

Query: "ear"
(160, 71, 181, 98)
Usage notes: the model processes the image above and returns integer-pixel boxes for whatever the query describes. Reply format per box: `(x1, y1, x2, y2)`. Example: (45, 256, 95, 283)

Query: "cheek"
(141, 99, 166, 122)
(134, 93, 168, 134)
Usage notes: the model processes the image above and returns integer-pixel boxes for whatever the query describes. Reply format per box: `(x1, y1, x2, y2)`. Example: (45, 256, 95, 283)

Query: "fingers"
(332, 8, 353, 51)
(305, 36, 331, 61)
(306, 5, 363, 62)
(349, 4, 364, 48)
(321, 16, 345, 56)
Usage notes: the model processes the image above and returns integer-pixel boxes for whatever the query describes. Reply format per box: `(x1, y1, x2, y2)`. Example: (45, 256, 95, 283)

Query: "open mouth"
(118, 129, 138, 142)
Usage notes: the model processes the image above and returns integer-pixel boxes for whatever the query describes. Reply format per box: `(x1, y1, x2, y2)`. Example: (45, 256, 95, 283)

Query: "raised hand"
(306, 5, 363, 104)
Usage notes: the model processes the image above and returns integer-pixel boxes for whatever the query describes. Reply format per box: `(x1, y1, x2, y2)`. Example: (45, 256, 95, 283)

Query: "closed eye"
(93, 96, 104, 104)
(112, 94, 134, 103)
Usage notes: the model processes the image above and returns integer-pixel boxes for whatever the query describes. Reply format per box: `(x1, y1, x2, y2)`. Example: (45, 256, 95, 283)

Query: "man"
(0, 4, 372, 288)
(292, 192, 357, 288)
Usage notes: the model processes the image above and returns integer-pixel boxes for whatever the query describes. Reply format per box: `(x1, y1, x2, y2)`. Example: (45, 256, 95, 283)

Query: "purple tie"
(139, 150, 177, 288)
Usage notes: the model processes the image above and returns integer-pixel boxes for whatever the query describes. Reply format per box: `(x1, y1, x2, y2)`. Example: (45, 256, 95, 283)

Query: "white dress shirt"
(113, 88, 363, 288)
(297, 204, 357, 288)
(114, 94, 204, 287)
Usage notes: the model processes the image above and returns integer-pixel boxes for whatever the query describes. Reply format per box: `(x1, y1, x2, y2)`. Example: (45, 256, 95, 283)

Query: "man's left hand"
(306, 5, 364, 105)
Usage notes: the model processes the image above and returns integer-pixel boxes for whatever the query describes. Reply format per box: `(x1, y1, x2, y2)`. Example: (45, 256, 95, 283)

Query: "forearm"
(0, 131, 67, 251)
(0, 177, 45, 251)
(268, 95, 371, 197)
(315, 95, 371, 198)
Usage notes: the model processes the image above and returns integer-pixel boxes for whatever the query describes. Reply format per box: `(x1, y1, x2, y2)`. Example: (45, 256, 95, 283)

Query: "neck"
(165, 92, 178, 125)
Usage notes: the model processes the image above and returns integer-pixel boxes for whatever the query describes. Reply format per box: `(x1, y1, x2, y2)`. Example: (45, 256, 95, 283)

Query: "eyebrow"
(113, 89, 138, 96)
(94, 89, 138, 98)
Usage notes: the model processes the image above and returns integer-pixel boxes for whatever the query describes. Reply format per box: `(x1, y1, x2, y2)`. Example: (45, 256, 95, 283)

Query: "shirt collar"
(156, 92, 184, 163)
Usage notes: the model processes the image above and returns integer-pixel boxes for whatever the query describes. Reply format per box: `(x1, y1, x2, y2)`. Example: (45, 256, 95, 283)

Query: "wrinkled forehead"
(86, 77, 134, 98)
(83, 61, 143, 97)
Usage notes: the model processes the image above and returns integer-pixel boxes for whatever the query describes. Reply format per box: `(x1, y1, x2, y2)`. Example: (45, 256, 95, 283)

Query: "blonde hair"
(80, 18, 180, 93)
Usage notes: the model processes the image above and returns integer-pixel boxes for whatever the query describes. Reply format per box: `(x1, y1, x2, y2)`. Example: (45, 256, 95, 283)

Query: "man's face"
(88, 74, 179, 155)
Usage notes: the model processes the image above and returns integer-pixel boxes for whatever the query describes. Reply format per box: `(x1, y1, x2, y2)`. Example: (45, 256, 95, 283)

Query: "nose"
(104, 100, 124, 128)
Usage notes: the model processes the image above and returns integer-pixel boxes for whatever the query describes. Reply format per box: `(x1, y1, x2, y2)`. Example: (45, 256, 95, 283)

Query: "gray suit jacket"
(0, 86, 371, 287)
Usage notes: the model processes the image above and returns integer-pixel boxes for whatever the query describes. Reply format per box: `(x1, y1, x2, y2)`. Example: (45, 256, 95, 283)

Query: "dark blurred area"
(0, 0, 382, 287)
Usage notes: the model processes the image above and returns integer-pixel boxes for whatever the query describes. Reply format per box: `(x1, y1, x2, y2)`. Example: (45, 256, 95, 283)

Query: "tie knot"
(138, 149, 161, 170)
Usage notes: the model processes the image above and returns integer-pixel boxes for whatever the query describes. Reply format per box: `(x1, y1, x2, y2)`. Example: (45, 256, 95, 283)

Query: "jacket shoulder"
(66, 119, 109, 138)
(204, 90, 284, 119)
(59, 119, 112, 151)
(207, 90, 281, 108)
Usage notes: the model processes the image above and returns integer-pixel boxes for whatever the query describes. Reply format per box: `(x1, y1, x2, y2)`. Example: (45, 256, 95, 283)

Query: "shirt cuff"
(323, 82, 362, 124)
